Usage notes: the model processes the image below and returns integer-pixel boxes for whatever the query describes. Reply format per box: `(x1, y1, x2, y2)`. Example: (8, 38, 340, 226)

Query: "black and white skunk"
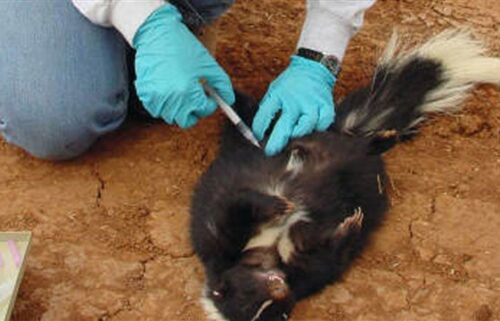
(189, 29, 500, 321)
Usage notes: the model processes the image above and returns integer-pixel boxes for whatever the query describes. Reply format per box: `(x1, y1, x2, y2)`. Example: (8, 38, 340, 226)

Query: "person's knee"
(0, 0, 130, 160)
(1, 97, 127, 161)
(22, 126, 96, 161)
(2, 115, 93, 161)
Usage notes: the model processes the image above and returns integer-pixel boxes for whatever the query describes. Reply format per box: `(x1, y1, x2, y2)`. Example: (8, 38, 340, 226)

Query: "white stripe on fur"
(244, 209, 310, 253)
(200, 286, 229, 321)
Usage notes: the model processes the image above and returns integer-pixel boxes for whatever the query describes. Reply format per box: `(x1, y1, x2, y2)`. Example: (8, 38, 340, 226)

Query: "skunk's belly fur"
(190, 29, 500, 321)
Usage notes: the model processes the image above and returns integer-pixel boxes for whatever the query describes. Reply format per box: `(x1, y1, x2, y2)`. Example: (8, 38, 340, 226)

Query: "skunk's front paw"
(262, 195, 295, 221)
(333, 207, 364, 240)
(249, 193, 295, 223)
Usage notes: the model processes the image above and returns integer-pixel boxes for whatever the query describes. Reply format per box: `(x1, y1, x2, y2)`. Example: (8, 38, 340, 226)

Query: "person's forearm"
(297, 0, 376, 61)
(71, 0, 165, 45)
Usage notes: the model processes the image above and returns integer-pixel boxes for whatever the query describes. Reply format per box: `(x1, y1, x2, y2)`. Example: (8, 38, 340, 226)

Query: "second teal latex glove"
(253, 56, 336, 156)
(133, 4, 234, 128)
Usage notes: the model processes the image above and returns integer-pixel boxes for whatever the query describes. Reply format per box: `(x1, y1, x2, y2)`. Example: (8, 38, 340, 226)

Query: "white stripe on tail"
(382, 28, 500, 114)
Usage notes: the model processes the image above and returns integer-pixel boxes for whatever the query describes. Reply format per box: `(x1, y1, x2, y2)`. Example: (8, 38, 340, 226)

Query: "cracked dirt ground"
(1, 0, 499, 320)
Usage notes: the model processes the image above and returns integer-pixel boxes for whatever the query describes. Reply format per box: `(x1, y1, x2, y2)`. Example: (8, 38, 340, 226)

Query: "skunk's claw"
(333, 207, 364, 239)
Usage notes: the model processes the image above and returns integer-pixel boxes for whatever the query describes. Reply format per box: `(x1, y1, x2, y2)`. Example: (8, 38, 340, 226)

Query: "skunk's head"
(202, 264, 294, 321)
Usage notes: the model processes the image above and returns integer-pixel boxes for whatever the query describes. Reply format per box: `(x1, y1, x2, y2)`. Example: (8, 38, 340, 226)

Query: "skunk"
(189, 29, 500, 321)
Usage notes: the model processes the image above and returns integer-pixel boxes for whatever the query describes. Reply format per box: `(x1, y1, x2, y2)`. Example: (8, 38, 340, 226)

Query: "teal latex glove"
(253, 56, 336, 156)
(133, 4, 234, 128)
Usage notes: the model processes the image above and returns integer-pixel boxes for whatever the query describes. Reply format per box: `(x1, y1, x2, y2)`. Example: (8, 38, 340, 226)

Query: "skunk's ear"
(265, 273, 290, 301)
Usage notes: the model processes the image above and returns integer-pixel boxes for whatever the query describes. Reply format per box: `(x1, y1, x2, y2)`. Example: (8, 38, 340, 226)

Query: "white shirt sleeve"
(72, 0, 166, 45)
(297, 0, 376, 61)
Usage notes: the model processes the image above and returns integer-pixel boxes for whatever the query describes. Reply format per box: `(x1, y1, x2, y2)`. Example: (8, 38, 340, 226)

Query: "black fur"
(191, 89, 390, 320)
(332, 57, 443, 143)
(189, 31, 492, 321)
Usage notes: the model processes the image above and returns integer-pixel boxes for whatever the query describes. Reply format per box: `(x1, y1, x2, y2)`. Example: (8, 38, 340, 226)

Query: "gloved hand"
(133, 4, 234, 128)
(253, 56, 336, 156)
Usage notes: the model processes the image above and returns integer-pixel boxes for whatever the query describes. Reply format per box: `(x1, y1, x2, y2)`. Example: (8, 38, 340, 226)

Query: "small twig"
(377, 174, 384, 195)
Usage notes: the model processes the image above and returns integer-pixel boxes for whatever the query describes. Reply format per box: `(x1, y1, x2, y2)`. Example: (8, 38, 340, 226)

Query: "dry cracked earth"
(0, 0, 499, 320)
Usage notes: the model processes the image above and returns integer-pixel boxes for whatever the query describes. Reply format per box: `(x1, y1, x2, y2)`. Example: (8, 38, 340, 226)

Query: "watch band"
(296, 48, 341, 77)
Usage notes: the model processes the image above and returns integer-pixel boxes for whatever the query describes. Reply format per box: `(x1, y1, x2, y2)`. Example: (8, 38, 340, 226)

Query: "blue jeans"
(0, 0, 234, 160)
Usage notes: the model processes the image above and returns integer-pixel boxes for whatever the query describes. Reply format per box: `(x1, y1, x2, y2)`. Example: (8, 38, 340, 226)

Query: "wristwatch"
(296, 48, 341, 77)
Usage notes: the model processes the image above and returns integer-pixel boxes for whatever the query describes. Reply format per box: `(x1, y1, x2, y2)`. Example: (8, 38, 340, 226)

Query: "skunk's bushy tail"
(332, 28, 500, 144)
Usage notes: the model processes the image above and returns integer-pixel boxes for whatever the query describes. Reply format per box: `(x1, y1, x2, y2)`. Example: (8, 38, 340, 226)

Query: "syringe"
(201, 80, 262, 149)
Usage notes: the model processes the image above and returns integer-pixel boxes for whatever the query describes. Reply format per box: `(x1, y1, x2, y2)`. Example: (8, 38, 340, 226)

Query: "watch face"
(297, 48, 341, 76)
(321, 56, 341, 76)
